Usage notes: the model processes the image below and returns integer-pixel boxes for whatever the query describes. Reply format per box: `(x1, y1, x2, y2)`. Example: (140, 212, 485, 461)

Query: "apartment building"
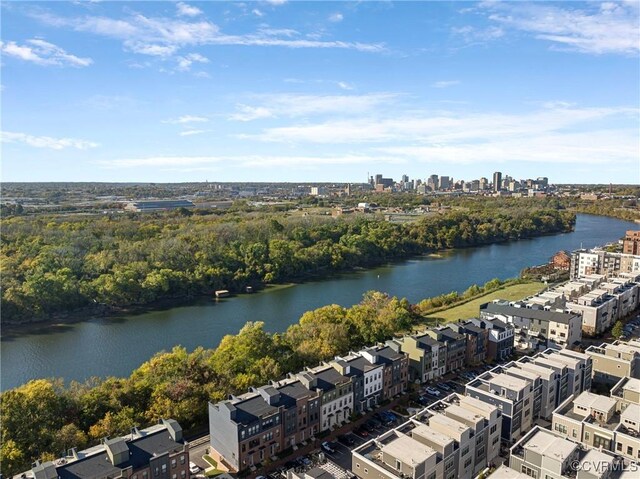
(25, 420, 189, 479)
(468, 317, 515, 361)
(552, 391, 640, 465)
(600, 279, 640, 319)
(570, 249, 640, 280)
(360, 345, 409, 400)
(585, 340, 640, 385)
(465, 370, 535, 443)
(425, 326, 466, 373)
(509, 427, 623, 479)
(276, 378, 321, 449)
(623, 231, 640, 255)
(550, 348, 594, 395)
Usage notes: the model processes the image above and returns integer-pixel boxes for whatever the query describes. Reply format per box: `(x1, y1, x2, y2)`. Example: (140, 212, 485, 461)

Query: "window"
(627, 446, 633, 456)
(617, 442, 623, 452)
(521, 465, 537, 478)
(171, 459, 176, 468)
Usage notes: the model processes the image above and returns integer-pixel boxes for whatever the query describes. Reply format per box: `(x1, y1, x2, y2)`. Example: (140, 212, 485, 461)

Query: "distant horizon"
(2, 1, 638, 183)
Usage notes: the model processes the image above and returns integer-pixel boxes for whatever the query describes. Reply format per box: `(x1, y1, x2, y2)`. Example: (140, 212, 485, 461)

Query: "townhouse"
(465, 370, 535, 443)
(509, 426, 624, 479)
(391, 332, 448, 383)
(552, 391, 640, 465)
(425, 326, 466, 373)
(585, 340, 640, 385)
(480, 302, 582, 351)
(467, 317, 515, 362)
(23, 420, 189, 479)
(209, 344, 409, 472)
(610, 377, 640, 411)
(351, 394, 501, 479)
(360, 345, 409, 400)
(450, 320, 489, 366)
(567, 289, 618, 336)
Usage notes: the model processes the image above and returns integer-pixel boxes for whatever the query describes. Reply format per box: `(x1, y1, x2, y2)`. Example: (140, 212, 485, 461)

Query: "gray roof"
(481, 303, 578, 325)
(232, 395, 280, 425)
(56, 429, 185, 479)
(313, 367, 350, 391)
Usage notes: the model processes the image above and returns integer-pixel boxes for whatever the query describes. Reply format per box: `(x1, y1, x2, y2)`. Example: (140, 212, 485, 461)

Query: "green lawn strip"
(202, 455, 224, 477)
(424, 282, 546, 324)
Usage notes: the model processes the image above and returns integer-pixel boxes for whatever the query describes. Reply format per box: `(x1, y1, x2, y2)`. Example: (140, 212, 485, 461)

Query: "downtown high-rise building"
(493, 171, 502, 192)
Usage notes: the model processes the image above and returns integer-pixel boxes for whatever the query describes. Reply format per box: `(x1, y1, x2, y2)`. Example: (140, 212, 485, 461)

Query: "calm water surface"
(2, 214, 637, 390)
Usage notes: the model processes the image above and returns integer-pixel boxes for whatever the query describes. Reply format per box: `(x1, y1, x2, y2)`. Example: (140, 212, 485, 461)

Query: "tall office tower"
(427, 174, 439, 191)
(479, 177, 488, 190)
(375, 174, 383, 185)
(440, 176, 451, 190)
(493, 171, 502, 192)
(402, 174, 409, 183)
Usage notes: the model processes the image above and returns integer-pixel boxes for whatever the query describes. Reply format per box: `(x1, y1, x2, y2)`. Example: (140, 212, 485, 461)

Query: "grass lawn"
(424, 281, 546, 324)
(202, 455, 224, 477)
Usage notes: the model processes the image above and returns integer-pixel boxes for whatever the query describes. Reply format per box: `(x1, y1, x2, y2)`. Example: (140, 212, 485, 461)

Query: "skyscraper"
(493, 171, 502, 192)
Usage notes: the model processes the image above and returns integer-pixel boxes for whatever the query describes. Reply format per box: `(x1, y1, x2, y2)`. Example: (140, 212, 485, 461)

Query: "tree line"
(1, 205, 575, 325)
(0, 278, 507, 476)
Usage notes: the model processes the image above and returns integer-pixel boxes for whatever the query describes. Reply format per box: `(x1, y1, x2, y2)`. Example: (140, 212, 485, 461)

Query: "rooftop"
(381, 434, 437, 466)
(488, 372, 531, 392)
(574, 391, 617, 413)
(481, 302, 579, 324)
(523, 429, 577, 463)
(412, 423, 456, 447)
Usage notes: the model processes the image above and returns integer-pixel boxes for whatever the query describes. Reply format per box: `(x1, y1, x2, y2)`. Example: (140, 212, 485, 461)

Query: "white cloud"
(0, 39, 93, 67)
(431, 80, 460, 88)
(252, 9, 264, 17)
(179, 129, 209, 136)
(228, 93, 397, 121)
(162, 115, 209, 124)
(479, 2, 640, 55)
(337, 81, 354, 90)
(451, 25, 505, 45)
(176, 2, 202, 18)
(1, 131, 99, 150)
(229, 105, 274, 121)
(264, 0, 287, 5)
(329, 13, 344, 23)
(33, 11, 386, 56)
(176, 52, 209, 71)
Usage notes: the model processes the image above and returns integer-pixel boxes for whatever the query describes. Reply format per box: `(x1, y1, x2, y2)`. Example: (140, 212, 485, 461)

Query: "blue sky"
(1, 1, 639, 184)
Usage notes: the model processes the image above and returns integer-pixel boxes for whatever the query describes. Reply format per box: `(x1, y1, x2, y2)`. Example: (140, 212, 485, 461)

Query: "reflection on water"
(1, 214, 636, 390)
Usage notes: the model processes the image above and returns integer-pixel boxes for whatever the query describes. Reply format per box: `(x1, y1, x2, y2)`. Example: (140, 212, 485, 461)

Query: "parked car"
(368, 417, 382, 428)
(299, 456, 312, 467)
(417, 395, 430, 405)
(189, 463, 200, 475)
(426, 386, 441, 396)
(385, 411, 398, 422)
(447, 381, 460, 389)
(355, 425, 369, 437)
(337, 434, 355, 446)
(321, 441, 336, 453)
(437, 382, 451, 391)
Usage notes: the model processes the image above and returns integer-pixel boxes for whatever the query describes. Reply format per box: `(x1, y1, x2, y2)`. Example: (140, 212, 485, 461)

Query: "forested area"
(0, 280, 510, 476)
(1, 205, 574, 325)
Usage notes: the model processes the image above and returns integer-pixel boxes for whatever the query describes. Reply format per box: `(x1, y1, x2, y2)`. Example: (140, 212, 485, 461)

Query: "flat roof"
(516, 362, 556, 378)
(442, 404, 484, 426)
(489, 373, 530, 391)
(489, 465, 531, 479)
(620, 404, 640, 424)
(459, 395, 498, 417)
(381, 434, 437, 465)
(412, 423, 455, 447)
(579, 449, 614, 469)
(622, 377, 640, 395)
(574, 392, 617, 413)
(429, 413, 470, 437)
(523, 429, 577, 462)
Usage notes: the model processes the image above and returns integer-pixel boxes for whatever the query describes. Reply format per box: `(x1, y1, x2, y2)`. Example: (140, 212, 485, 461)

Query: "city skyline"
(1, 1, 639, 183)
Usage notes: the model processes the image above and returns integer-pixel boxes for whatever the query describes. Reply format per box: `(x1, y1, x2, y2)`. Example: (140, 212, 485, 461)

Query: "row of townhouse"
(464, 348, 592, 444)
(513, 270, 640, 337)
(391, 319, 515, 384)
(585, 339, 640, 386)
(480, 301, 582, 351)
(505, 426, 634, 479)
(15, 420, 189, 479)
(351, 394, 502, 479)
(552, 380, 640, 465)
(208, 345, 408, 472)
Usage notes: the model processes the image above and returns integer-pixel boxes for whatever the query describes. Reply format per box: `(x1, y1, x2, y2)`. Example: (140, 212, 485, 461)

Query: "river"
(1, 214, 637, 391)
